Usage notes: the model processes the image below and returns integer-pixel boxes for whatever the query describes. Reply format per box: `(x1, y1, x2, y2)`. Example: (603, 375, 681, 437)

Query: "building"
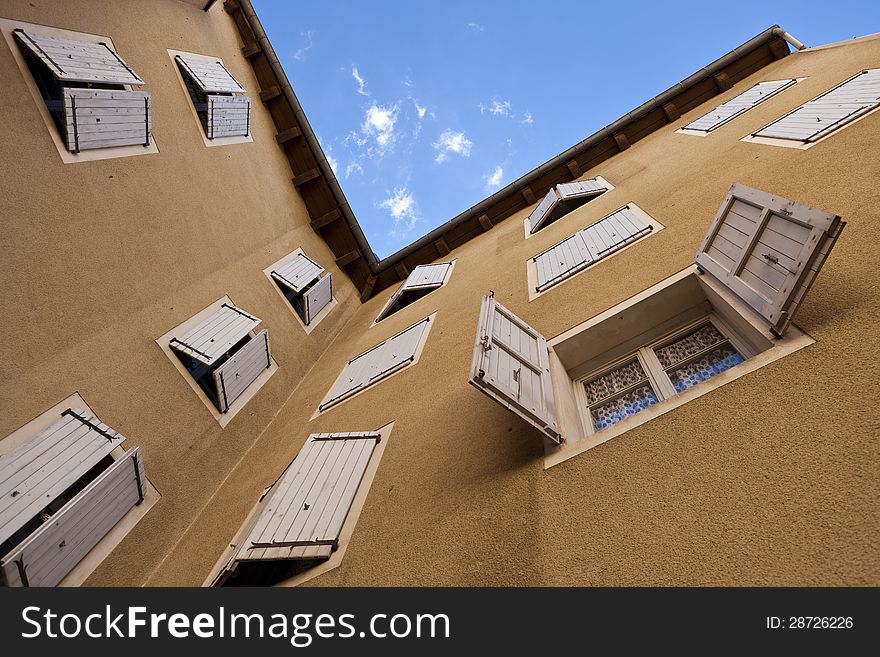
(0, 0, 877, 587)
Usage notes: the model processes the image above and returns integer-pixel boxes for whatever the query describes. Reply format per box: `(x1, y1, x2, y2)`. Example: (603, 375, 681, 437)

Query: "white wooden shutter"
(13, 30, 145, 85)
(469, 295, 561, 443)
(753, 69, 880, 142)
(304, 274, 333, 325)
(271, 253, 324, 294)
(206, 95, 251, 139)
(528, 179, 610, 234)
(63, 88, 151, 152)
(534, 205, 652, 291)
(1, 448, 145, 587)
(175, 54, 246, 93)
(0, 408, 125, 549)
(234, 433, 379, 563)
(683, 79, 797, 132)
(401, 263, 451, 291)
(695, 183, 844, 335)
(320, 317, 431, 410)
(213, 330, 271, 412)
(170, 303, 261, 367)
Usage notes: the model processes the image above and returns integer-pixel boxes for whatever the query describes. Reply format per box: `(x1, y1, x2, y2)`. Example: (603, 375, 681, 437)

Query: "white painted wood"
(235, 434, 378, 562)
(13, 29, 145, 85)
(304, 274, 333, 325)
(62, 88, 151, 152)
(175, 54, 245, 93)
(213, 330, 271, 413)
(0, 409, 124, 547)
(695, 183, 844, 334)
(754, 69, 880, 142)
(207, 95, 251, 139)
(170, 303, 261, 366)
(401, 263, 451, 291)
(271, 253, 324, 294)
(469, 295, 561, 442)
(527, 188, 560, 233)
(556, 179, 609, 199)
(1, 448, 144, 587)
(320, 318, 431, 410)
(529, 179, 611, 234)
(684, 79, 797, 132)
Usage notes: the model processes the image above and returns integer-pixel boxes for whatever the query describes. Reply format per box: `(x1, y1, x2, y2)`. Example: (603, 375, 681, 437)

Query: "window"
(169, 49, 252, 145)
(528, 203, 663, 298)
(525, 176, 613, 234)
(0, 20, 157, 162)
(209, 426, 392, 587)
(159, 298, 277, 425)
(318, 316, 434, 413)
(471, 183, 844, 465)
(678, 79, 798, 134)
(745, 69, 880, 148)
(374, 262, 454, 322)
(0, 397, 157, 587)
(266, 250, 334, 329)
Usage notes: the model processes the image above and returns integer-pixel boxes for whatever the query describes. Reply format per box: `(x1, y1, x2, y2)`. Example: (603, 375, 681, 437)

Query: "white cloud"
(485, 165, 503, 190)
(414, 101, 427, 119)
(293, 30, 313, 61)
(345, 162, 363, 178)
(467, 22, 485, 32)
(521, 111, 534, 125)
(479, 99, 512, 117)
(352, 67, 369, 96)
(432, 129, 472, 163)
(380, 187, 418, 228)
(361, 104, 398, 148)
(326, 152, 338, 176)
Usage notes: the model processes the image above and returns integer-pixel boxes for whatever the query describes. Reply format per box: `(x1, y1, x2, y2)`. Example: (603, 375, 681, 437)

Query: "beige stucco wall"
(0, 0, 361, 586)
(1, 1, 877, 586)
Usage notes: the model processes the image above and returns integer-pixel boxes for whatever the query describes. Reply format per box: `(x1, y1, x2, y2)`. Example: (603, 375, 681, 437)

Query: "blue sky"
(252, 0, 879, 259)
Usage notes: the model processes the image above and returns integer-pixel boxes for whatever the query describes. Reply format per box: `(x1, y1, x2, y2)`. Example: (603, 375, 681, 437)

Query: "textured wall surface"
(1, 2, 878, 586)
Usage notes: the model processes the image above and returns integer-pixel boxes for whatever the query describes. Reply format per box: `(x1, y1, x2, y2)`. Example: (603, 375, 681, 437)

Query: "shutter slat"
(175, 54, 245, 93)
(469, 296, 561, 443)
(170, 303, 261, 366)
(695, 183, 844, 334)
(271, 253, 324, 294)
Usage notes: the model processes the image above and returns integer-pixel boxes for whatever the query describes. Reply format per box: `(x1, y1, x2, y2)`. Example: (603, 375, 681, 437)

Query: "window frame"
(0, 18, 159, 164)
(166, 48, 253, 148)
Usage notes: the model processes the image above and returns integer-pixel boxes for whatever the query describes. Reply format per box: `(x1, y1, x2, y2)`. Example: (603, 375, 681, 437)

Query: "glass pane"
(655, 323, 727, 368)
(583, 359, 647, 406)
(667, 345, 745, 393)
(590, 384, 659, 430)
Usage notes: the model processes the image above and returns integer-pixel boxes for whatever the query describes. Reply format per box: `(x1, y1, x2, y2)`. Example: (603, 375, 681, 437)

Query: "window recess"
(471, 183, 843, 461)
(750, 69, 880, 144)
(526, 177, 613, 234)
(12, 28, 151, 153)
(212, 431, 382, 587)
(175, 53, 251, 139)
(169, 302, 271, 413)
(680, 79, 798, 133)
(0, 408, 148, 587)
(375, 262, 453, 322)
(270, 252, 333, 326)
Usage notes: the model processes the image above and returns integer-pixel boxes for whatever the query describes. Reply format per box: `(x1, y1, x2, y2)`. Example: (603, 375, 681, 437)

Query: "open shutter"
(304, 274, 333, 325)
(234, 432, 379, 564)
(683, 79, 797, 132)
(213, 330, 271, 412)
(320, 317, 430, 411)
(469, 295, 561, 443)
(206, 95, 251, 139)
(695, 183, 844, 335)
(753, 69, 880, 142)
(0, 408, 125, 549)
(13, 30, 145, 85)
(175, 54, 245, 93)
(528, 179, 610, 233)
(1, 448, 145, 587)
(271, 253, 324, 294)
(534, 205, 652, 291)
(401, 263, 451, 291)
(170, 303, 261, 367)
(63, 88, 151, 152)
